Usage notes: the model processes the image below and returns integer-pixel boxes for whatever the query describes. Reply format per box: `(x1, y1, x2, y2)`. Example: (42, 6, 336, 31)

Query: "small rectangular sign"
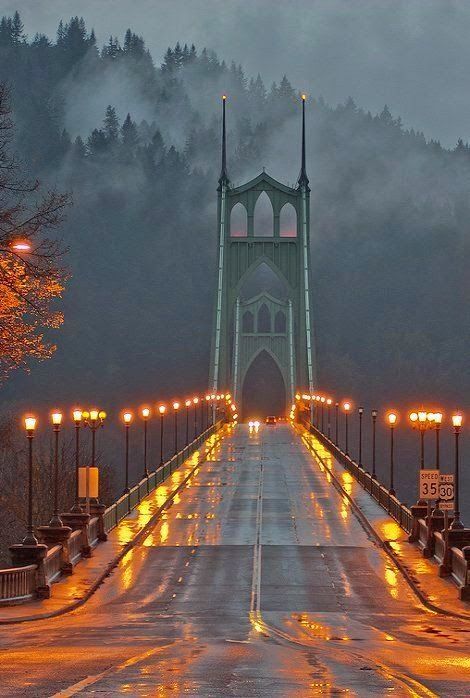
(78, 466, 99, 499)
(439, 501, 454, 511)
(419, 469, 439, 500)
(439, 474, 454, 483)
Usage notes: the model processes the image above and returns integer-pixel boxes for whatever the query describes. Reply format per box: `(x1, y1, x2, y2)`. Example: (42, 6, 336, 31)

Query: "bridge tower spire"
(219, 94, 228, 185)
(299, 93, 309, 187)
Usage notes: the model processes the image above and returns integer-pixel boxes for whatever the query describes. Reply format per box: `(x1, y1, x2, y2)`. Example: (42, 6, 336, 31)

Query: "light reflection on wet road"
(0, 424, 469, 696)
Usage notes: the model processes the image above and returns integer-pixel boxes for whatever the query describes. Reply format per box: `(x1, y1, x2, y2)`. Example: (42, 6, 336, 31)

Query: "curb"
(297, 425, 470, 622)
(0, 429, 224, 625)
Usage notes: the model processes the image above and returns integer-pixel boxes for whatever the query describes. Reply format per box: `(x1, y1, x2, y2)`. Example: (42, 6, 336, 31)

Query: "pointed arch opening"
(230, 202, 247, 237)
(238, 261, 290, 301)
(274, 310, 286, 334)
(257, 303, 271, 333)
(280, 202, 297, 237)
(242, 310, 254, 333)
(242, 349, 286, 420)
(254, 191, 273, 237)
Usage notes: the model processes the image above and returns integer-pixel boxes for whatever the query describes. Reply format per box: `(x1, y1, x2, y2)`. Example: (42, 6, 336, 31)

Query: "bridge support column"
(89, 502, 107, 542)
(9, 543, 50, 598)
(37, 525, 73, 574)
(408, 504, 428, 543)
(61, 512, 92, 558)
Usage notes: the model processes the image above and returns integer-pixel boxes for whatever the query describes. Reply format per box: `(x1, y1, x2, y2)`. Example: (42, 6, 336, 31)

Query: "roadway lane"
(0, 424, 469, 696)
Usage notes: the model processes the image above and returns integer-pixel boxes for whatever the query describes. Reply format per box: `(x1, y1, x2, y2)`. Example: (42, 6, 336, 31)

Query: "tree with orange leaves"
(0, 83, 70, 382)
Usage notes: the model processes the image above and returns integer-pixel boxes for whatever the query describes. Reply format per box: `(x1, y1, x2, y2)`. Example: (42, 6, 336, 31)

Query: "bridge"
(0, 98, 469, 696)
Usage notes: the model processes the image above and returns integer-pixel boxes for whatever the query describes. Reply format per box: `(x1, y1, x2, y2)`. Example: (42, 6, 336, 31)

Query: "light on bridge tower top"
(298, 92, 309, 189)
(219, 94, 229, 187)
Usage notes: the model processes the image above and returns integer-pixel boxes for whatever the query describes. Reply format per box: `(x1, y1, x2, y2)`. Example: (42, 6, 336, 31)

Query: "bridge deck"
(0, 424, 469, 696)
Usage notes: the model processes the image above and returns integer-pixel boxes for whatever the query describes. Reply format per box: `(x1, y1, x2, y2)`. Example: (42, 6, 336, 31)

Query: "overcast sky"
(1, 0, 469, 147)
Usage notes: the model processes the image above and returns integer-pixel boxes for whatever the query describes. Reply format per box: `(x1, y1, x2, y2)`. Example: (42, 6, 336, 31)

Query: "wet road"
(1, 424, 469, 696)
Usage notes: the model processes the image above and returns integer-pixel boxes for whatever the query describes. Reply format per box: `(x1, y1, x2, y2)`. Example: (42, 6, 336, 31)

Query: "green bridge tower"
(209, 95, 316, 414)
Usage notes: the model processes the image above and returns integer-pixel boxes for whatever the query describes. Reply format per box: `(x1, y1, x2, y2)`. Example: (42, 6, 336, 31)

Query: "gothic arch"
(254, 191, 273, 237)
(280, 202, 297, 238)
(230, 202, 247, 237)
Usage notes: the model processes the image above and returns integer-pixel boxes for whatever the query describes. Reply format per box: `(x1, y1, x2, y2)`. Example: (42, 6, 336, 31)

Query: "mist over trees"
(0, 12, 468, 413)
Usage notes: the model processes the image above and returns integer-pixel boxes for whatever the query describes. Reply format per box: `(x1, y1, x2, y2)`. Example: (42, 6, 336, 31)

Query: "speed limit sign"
(419, 470, 439, 500)
(439, 474, 454, 501)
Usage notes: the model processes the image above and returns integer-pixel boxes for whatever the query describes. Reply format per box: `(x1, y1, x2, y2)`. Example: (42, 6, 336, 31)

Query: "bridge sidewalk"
(0, 434, 221, 624)
(298, 426, 470, 619)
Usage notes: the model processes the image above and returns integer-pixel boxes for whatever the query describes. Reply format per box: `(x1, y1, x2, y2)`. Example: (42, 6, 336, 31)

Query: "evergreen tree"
(103, 105, 119, 143)
(121, 113, 139, 149)
(11, 11, 24, 44)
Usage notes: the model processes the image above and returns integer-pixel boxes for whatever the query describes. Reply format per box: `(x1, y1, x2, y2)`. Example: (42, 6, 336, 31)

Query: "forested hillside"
(1, 12, 469, 409)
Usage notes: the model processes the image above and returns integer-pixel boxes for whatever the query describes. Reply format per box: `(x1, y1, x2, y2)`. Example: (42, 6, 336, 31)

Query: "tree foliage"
(0, 84, 70, 382)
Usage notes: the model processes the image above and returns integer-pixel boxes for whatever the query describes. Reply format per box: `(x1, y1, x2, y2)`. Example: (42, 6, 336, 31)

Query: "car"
(265, 416, 277, 425)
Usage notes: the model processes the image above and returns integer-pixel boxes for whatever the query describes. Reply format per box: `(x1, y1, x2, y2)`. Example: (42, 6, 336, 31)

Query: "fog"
(2, 0, 470, 147)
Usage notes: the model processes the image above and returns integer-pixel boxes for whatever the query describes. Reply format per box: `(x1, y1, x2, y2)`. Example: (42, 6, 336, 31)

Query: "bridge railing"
(0, 419, 224, 605)
(301, 416, 470, 601)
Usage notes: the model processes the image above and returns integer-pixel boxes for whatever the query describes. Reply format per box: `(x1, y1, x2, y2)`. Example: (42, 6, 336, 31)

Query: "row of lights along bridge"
(295, 393, 464, 530)
(21, 394, 236, 547)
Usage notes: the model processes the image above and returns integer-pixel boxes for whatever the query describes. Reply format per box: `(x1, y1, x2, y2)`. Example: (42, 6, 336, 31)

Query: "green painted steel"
(210, 99, 316, 413)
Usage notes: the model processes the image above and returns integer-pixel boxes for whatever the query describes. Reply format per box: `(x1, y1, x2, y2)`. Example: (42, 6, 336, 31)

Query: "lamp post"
(450, 413, 463, 530)
(210, 394, 216, 425)
(335, 402, 339, 445)
(158, 405, 166, 466)
(193, 397, 199, 439)
(371, 410, 377, 479)
(409, 410, 431, 506)
(387, 412, 397, 496)
(326, 398, 332, 439)
(432, 412, 444, 517)
(343, 402, 351, 455)
(83, 409, 106, 513)
(23, 416, 38, 545)
(49, 411, 63, 527)
(185, 399, 191, 447)
(141, 407, 150, 479)
(71, 409, 83, 513)
(320, 396, 325, 433)
(173, 402, 180, 458)
(205, 395, 211, 428)
(122, 411, 133, 494)
(358, 407, 364, 468)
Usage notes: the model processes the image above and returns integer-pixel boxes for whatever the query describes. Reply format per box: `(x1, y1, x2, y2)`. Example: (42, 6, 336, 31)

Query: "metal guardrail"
(0, 564, 37, 604)
(304, 419, 414, 533)
(102, 421, 221, 535)
(303, 417, 470, 601)
(0, 420, 223, 605)
(43, 545, 62, 584)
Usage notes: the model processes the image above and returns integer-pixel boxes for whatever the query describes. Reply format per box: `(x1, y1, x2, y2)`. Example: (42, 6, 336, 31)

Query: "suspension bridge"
(0, 97, 468, 696)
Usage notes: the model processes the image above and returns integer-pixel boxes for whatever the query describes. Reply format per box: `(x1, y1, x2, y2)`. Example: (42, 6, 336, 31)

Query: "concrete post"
(60, 511, 92, 558)
(9, 543, 50, 598)
(37, 525, 73, 575)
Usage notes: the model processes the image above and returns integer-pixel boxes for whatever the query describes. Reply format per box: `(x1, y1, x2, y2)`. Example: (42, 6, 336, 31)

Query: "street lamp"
(71, 409, 83, 513)
(343, 401, 351, 456)
(205, 395, 211, 428)
(193, 397, 199, 440)
(320, 396, 326, 432)
(23, 415, 38, 545)
(326, 399, 332, 438)
(83, 409, 106, 513)
(450, 413, 463, 530)
(434, 412, 443, 469)
(141, 407, 151, 479)
(387, 412, 397, 496)
(358, 407, 364, 468)
(409, 409, 432, 505)
(173, 402, 180, 457)
(185, 399, 191, 446)
(49, 411, 63, 527)
(158, 405, 166, 466)
(122, 411, 133, 495)
(371, 410, 378, 479)
(335, 402, 339, 445)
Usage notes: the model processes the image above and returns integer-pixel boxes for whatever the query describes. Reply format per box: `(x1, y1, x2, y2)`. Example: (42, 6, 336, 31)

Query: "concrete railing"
(302, 417, 470, 602)
(0, 420, 223, 605)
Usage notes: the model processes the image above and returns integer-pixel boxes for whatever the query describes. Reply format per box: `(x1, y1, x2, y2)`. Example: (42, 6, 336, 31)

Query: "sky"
(1, 0, 469, 148)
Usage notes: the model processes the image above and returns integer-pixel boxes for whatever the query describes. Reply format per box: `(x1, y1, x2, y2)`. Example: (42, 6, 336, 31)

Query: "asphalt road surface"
(0, 424, 469, 697)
